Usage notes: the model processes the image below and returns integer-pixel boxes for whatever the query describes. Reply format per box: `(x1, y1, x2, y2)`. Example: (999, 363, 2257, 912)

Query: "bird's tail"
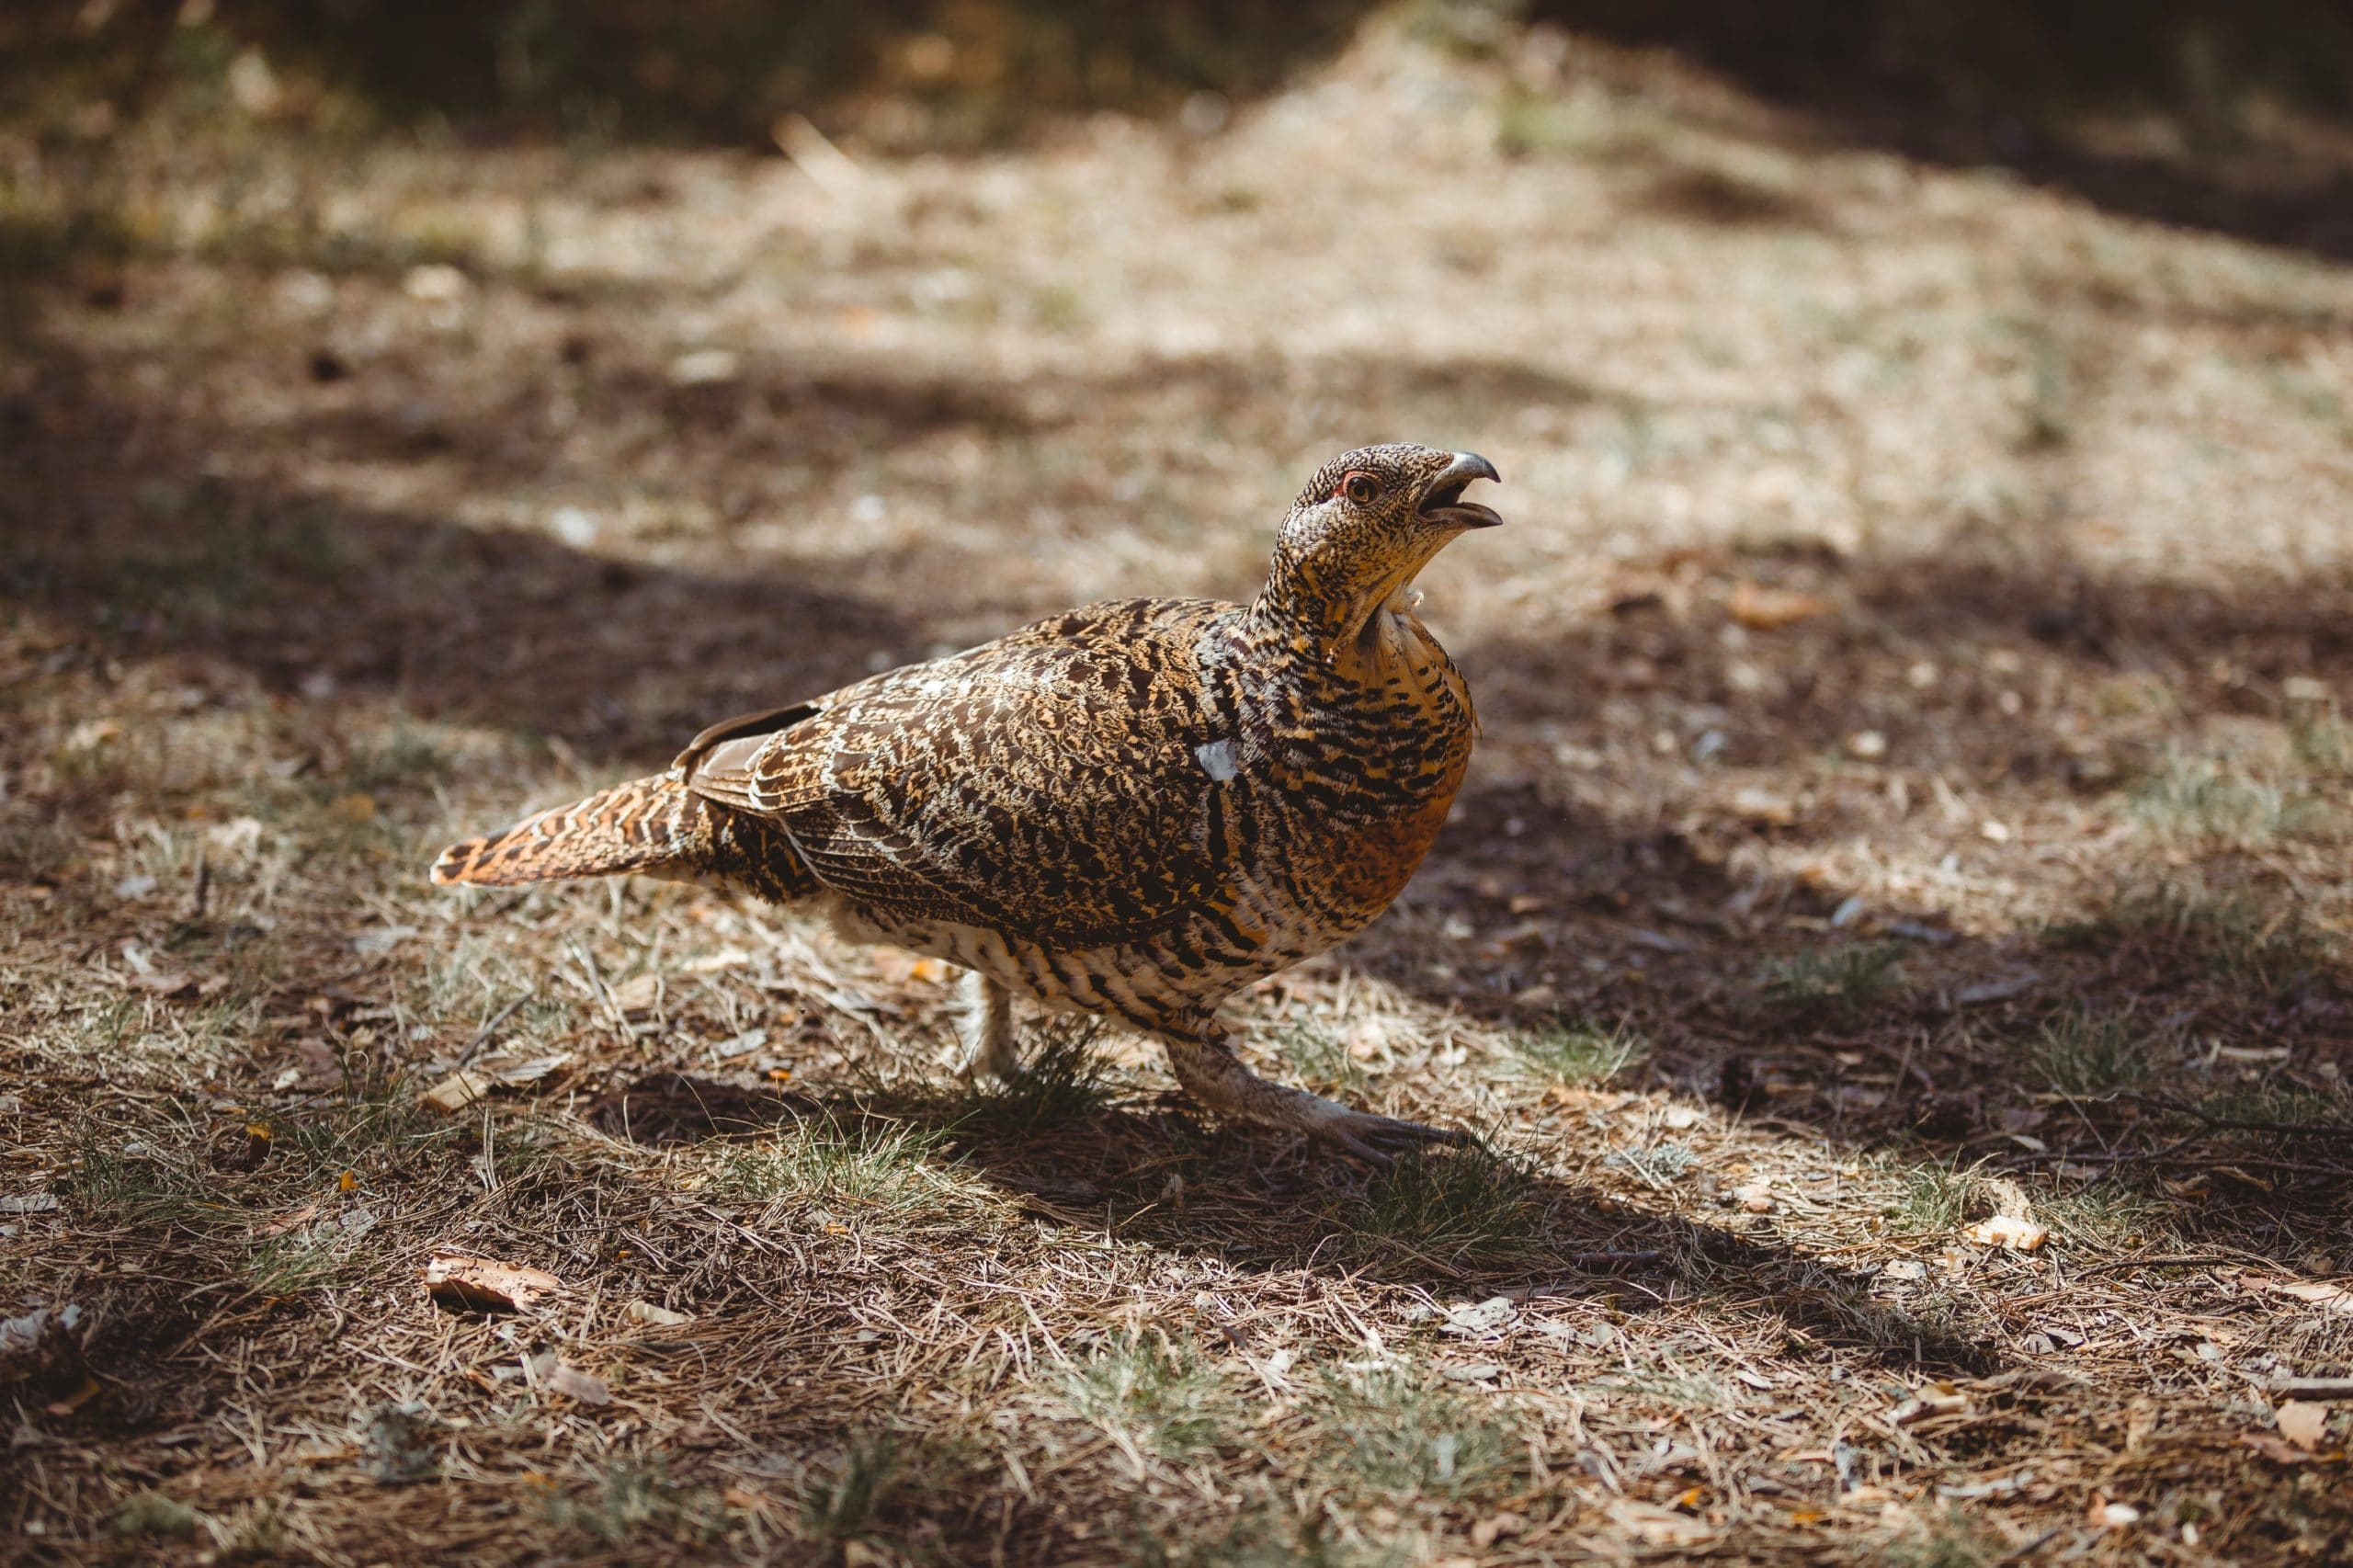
(432, 775, 820, 902)
(430, 775, 706, 888)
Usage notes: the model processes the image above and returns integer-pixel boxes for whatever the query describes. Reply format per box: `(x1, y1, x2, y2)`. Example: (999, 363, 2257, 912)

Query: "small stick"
(452, 994, 529, 1073)
(2274, 1378, 2353, 1401)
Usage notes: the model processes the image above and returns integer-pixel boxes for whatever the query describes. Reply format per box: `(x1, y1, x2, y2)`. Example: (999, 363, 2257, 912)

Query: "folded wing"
(683, 600, 1232, 946)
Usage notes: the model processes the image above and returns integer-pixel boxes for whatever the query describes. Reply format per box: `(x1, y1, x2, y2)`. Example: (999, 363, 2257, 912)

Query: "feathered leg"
(956, 971, 1022, 1082)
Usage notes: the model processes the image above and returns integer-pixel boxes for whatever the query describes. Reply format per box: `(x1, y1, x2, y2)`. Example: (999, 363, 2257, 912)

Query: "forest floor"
(4, 12, 2351, 1565)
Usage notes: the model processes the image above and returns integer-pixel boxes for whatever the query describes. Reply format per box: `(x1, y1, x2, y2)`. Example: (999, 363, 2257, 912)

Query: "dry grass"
(5, 8, 2353, 1564)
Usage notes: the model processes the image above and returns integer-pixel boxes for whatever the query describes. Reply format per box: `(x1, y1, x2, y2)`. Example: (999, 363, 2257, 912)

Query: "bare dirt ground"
(4, 15, 2351, 1565)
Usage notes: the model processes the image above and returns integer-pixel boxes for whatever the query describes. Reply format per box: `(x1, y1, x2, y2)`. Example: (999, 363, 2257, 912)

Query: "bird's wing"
(685, 599, 1236, 945)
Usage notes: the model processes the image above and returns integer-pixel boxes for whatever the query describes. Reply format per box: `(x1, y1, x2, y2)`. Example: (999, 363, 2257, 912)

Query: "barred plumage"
(433, 444, 1501, 1162)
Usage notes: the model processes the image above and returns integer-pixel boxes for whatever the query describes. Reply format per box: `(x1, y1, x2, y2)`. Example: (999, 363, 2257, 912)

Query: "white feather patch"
(1194, 739, 1239, 782)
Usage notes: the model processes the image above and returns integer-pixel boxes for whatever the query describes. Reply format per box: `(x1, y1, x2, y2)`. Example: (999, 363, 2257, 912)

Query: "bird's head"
(1256, 444, 1502, 647)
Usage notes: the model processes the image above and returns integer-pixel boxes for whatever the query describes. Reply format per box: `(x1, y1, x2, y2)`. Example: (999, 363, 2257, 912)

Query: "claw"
(1304, 1105, 1470, 1166)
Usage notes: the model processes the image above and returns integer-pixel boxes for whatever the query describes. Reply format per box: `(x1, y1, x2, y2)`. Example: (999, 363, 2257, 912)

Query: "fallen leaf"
(667, 347, 740, 386)
(2269, 1279, 2353, 1315)
(490, 1054, 570, 1086)
(421, 1070, 493, 1114)
(65, 718, 121, 751)
(1729, 786, 1798, 825)
(1963, 1215, 2049, 1252)
(1439, 1298, 1518, 1338)
(1734, 1181, 1776, 1213)
(624, 1300, 693, 1328)
(546, 1363, 611, 1404)
(1958, 971, 2042, 1006)
(1470, 1512, 1527, 1549)
(609, 974, 661, 1015)
(0, 1193, 59, 1215)
(422, 1254, 563, 1312)
(1604, 1499, 1714, 1546)
(119, 944, 193, 995)
(2277, 1401, 2330, 1451)
(1728, 579, 1832, 630)
(325, 792, 377, 823)
(0, 1309, 83, 1356)
(350, 923, 415, 955)
(256, 1200, 322, 1237)
(1442, 1361, 1506, 1383)
(44, 1375, 101, 1415)
(1892, 1382, 1972, 1425)
(2243, 1432, 2310, 1465)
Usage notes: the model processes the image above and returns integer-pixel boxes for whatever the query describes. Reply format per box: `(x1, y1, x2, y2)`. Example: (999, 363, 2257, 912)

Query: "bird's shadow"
(586, 1062, 2002, 1380)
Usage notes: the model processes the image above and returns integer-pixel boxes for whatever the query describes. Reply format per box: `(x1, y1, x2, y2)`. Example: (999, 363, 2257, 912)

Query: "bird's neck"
(1240, 586, 1443, 697)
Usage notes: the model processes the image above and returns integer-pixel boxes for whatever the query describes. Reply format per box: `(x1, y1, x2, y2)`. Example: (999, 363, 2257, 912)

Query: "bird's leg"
(1156, 1019, 1468, 1167)
(955, 970, 1022, 1083)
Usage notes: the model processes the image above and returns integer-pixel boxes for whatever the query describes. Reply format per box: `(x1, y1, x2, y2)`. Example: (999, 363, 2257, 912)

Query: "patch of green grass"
(239, 1233, 345, 1297)
(1057, 1334, 1233, 1468)
(1309, 1361, 1512, 1500)
(1142, 1484, 1404, 1568)
(2194, 1083, 2350, 1130)
(278, 1082, 457, 1175)
(1343, 1146, 1544, 1266)
(1601, 1364, 1741, 1412)
(1029, 284, 1087, 334)
(2018, 328, 2074, 450)
(1605, 1140, 1699, 1187)
(106, 1492, 205, 1541)
(341, 715, 454, 795)
(708, 1115, 972, 1223)
(2053, 878, 2328, 996)
(1279, 1024, 1367, 1096)
(949, 1019, 1116, 1139)
(2290, 715, 2353, 779)
(1511, 1019, 1645, 1086)
(2038, 1178, 2167, 1252)
(61, 1124, 200, 1229)
(1887, 1163, 1982, 1235)
(1885, 1506, 2004, 1568)
(801, 1430, 900, 1540)
(536, 1459, 724, 1547)
(2129, 755, 2325, 846)
(1757, 941, 1908, 1008)
(2028, 1010, 2161, 1095)
(0, 801, 82, 881)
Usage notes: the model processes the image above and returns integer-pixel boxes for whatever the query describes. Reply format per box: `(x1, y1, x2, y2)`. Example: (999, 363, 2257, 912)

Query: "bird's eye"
(1340, 472, 1381, 506)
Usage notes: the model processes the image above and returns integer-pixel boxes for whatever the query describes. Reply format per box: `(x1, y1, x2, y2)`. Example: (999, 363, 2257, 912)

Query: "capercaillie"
(433, 443, 1500, 1162)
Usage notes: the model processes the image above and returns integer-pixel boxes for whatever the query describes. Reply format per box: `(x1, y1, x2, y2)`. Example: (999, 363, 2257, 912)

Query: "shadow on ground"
(1530, 0, 2353, 261)
(586, 1069, 2006, 1381)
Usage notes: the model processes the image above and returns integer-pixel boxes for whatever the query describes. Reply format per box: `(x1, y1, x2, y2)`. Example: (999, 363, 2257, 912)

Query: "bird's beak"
(1416, 451, 1503, 528)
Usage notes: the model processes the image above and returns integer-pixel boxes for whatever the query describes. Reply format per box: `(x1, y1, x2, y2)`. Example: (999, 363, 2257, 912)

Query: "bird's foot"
(1158, 1032, 1468, 1168)
(1291, 1095, 1472, 1168)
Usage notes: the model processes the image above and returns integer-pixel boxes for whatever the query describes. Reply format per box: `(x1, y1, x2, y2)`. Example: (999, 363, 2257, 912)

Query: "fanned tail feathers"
(430, 776, 702, 887)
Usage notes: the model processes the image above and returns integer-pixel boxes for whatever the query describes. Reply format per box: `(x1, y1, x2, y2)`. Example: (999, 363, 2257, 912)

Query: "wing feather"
(693, 599, 1233, 945)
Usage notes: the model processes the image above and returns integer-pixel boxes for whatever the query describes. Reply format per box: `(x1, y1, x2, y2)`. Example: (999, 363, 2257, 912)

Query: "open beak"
(1417, 451, 1502, 528)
